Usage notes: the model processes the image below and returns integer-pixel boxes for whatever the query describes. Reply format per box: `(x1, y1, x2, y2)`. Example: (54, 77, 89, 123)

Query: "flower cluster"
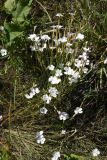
(25, 85, 40, 99)
(92, 148, 100, 157)
(26, 13, 96, 159)
(28, 33, 50, 52)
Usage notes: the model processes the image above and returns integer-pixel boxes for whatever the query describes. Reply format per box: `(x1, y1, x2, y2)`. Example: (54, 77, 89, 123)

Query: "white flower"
(56, 13, 63, 17)
(79, 52, 88, 61)
(55, 69, 62, 77)
(58, 36, 67, 43)
(92, 148, 100, 157)
(51, 151, 61, 160)
(65, 47, 74, 54)
(64, 67, 74, 76)
(74, 59, 83, 68)
(54, 39, 60, 46)
(25, 92, 34, 99)
(36, 130, 43, 137)
(58, 111, 69, 121)
(69, 13, 75, 16)
(31, 87, 40, 94)
(104, 58, 107, 64)
(55, 25, 63, 29)
(51, 25, 57, 29)
(83, 67, 88, 74)
(72, 71, 80, 79)
(48, 87, 59, 98)
(36, 131, 46, 144)
(68, 71, 80, 84)
(0, 26, 4, 31)
(61, 129, 66, 135)
(28, 34, 39, 42)
(0, 49, 7, 56)
(48, 65, 55, 71)
(66, 42, 72, 47)
(0, 115, 3, 121)
(48, 76, 61, 84)
(83, 47, 90, 52)
(40, 107, 48, 114)
(68, 77, 78, 84)
(76, 33, 84, 40)
(41, 35, 50, 41)
(50, 46, 56, 50)
(25, 87, 40, 99)
(67, 32, 74, 38)
(39, 47, 44, 52)
(74, 107, 83, 115)
(58, 48, 62, 53)
(43, 94, 52, 104)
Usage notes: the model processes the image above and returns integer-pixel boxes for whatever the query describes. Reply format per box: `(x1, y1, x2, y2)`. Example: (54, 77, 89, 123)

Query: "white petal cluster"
(0, 49, 7, 56)
(54, 39, 60, 46)
(64, 67, 74, 75)
(48, 87, 59, 98)
(65, 42, 73, 54)
(25, 86, 40, 99)
(74, 59, 83, 68)
(51, 25, 63, 29)
(83, 47, 90, 52)
(58, 36, 67, 43)
(61, 129, 66, 135)
(28, 33, 51, 52)
(41, 35, 51, 41)
(28, 34, 39, 42)
(76, 33, 84, 40)
(92, 148, 100, 157)
(68, 71, 80, 84)
(43, 94, 52, 104)
(74, 49, 90, 74)
(55, 69, 62, 77)
(40, 107, 48, 114)
(74, 107, 83, 115)
(79, 52, 88, 61)
(58, 111, 69, 121)
(36, 131, 46, 144)
(56, 13, 63, 17)
(48, 76, 61, 84)
(48, 65, 55, 71)
(51, 151, 61, 160)
(65, 47, 74, 54)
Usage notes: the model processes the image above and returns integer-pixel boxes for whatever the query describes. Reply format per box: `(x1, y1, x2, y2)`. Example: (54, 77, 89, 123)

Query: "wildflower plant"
(1, 0, 107, 159)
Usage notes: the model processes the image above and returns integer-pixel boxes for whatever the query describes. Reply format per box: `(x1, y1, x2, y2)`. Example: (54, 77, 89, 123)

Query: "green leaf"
(12, 0, 33, 23)
(9, 31, 23, 41)
(4, 0, 16, 13)
(4, 22, 23, 43)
